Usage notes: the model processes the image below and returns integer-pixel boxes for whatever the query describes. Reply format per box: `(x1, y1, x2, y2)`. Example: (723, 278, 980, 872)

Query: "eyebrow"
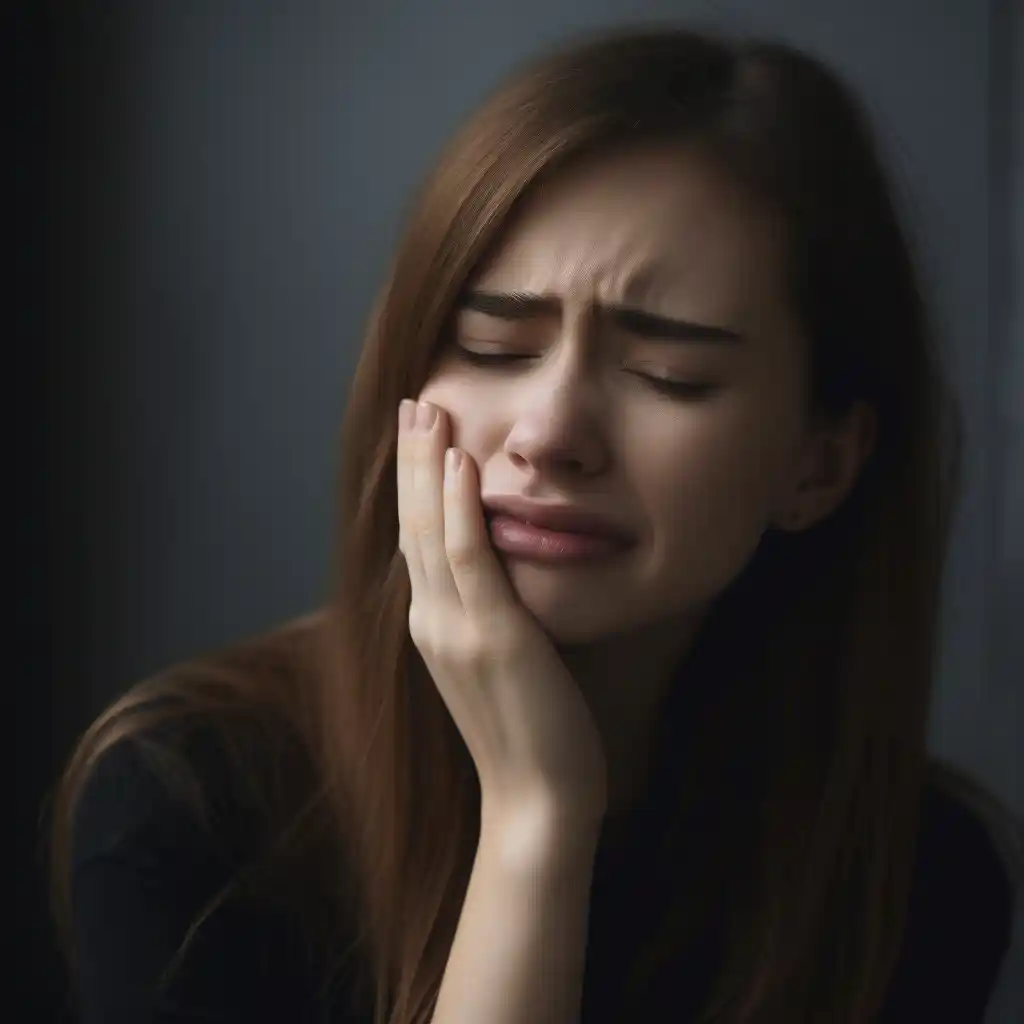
(456, 290, 744, 344)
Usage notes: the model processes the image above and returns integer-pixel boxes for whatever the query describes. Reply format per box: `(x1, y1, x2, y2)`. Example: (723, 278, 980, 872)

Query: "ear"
(773, 400, 878, 532)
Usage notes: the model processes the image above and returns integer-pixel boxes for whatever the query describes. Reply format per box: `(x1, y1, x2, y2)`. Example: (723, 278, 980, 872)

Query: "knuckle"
(445, 538, 478, 571)
(408, 610, 489, 666)
(419, 524, 444, 547)
(407, 606, 430, 645)
(406, 511, 430, 535)
(406, 511, 440, 542)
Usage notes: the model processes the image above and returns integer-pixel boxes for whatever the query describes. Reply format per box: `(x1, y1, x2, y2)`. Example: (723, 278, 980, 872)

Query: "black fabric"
(69, 722, 1015, 1024)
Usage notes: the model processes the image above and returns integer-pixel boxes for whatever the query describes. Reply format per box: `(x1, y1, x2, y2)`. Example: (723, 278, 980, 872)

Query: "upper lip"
(481, 495, 634, 544)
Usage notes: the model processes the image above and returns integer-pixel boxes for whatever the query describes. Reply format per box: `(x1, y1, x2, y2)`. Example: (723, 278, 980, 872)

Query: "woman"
(49, 23, 1017, 1024)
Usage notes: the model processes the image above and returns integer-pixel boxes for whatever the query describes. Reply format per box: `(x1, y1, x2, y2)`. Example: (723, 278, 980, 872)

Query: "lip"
(480, 495, 635, 545)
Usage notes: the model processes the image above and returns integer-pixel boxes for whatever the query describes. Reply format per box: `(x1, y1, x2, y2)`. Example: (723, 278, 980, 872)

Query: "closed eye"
(452, 347, 719, 400)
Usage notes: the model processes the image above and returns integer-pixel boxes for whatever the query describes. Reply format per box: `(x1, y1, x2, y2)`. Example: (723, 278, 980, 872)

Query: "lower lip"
(486, 515, 629, 562)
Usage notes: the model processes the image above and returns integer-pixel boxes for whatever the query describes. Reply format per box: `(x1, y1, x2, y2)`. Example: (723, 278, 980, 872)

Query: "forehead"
(470, 144, 790, 321)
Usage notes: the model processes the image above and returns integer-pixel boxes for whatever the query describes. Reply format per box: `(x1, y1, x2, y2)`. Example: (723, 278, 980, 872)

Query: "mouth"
(480, 495, 635, 546)
(482, 498, 635, 564)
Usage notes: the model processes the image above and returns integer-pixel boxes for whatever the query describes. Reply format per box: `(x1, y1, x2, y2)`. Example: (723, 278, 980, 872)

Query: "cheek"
(647, 396, 795, 505)
(639, 408, 795, 578)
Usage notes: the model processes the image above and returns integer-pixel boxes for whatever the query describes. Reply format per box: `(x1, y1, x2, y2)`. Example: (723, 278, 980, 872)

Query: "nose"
(501, 338, 610, 478)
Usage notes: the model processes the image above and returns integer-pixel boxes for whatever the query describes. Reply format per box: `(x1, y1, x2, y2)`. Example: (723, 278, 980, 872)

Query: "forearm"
(430, 798, 601, 1024)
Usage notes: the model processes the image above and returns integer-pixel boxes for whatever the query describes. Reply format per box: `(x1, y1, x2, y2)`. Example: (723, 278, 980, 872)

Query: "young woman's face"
(418, 142, 863, 646)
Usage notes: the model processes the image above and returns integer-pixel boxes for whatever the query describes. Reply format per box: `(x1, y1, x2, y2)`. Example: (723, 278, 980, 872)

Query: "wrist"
(479, 790, 604, 873)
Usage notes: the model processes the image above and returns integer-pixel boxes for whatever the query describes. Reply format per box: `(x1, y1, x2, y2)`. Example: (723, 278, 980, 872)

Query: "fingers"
(442, 444, 520, 629)
(397, 399, 424, 582)
(399, 399, 462, 611)
(398, 398, 521, 637)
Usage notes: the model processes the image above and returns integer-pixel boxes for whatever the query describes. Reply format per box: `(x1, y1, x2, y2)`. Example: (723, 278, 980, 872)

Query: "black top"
(68, 722, 1016, 1023)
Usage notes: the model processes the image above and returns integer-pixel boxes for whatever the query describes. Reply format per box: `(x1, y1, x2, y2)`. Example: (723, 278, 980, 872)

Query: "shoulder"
(71, 612, 327, 876)
(880, 766, 1019, 1020)
(72, 713, 274, 875)
(914, 766, 1020, 919)
(63, 616, 346, 1021)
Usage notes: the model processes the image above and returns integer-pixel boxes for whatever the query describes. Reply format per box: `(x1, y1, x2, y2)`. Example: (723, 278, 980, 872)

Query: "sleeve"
(69, 736, 325, 1024)
(876, 789, 1017, 1023)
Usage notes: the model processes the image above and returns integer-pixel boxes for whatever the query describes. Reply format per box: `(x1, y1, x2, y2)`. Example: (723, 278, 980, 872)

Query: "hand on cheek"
(396, 398, 609, 826)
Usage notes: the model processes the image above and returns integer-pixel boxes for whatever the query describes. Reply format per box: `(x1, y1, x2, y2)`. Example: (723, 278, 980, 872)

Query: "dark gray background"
(32, 0, 1020, 1019)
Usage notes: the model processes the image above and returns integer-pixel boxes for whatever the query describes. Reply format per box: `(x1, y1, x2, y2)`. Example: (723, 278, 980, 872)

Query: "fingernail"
(400, 399, 415, 430)
(418, 401, 437, 429)
(445, 448, 462, 474)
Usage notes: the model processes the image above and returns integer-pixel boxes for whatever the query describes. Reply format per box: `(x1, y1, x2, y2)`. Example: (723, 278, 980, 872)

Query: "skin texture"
(417, 141, 876, 816)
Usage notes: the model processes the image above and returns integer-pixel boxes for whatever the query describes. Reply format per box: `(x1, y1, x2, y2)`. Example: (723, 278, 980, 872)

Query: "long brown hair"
(48, 23, 1019, 1024)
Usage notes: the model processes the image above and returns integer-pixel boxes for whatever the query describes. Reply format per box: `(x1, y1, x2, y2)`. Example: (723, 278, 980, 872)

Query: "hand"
(397, 398, 608, 826)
